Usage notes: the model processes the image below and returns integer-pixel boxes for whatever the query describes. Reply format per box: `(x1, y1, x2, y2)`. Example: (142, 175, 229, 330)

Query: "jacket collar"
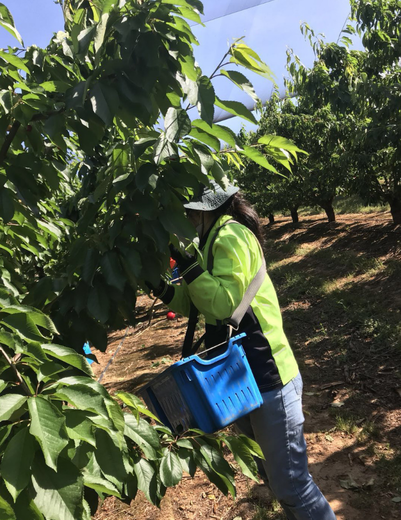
(199, 214, 233, 250)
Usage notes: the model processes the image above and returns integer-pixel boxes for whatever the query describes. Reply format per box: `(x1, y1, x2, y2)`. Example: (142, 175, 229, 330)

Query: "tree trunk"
(290, 207, 299, 224)
(320, 200, 336, 222)
(268, 213, 275, 224)
(389, 197, 401, 225)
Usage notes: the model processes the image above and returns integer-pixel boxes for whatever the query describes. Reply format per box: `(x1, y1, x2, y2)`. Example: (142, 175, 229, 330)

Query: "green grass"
(293, 195, 389, 217)
(333, 412, 360, 435)
(252, 499, 286, 520)
(377, 452, 401, 492)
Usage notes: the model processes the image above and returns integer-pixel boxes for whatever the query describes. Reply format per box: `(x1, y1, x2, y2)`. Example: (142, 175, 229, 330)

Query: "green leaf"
(82, 248, 99, 286)
(87, 283, 110, 324)
(153, 134, 178, 165)
(161, 0, 203, 12)
(220, 69, 258, 101)
(230, 42, 275, 81)
(192, 119, 237, 147)
(31, 455, 84, 520)
(240, 145, 279, 173)
(215, 98, 257, 125)
(37, 362, 66, 383)
(159, 207, 196, 239)
(1, 426, 37, 501)
(178, 53, 199, 81)
(37, 219, 63, 240)
(94, 12, 110, 60)
(0, 331, 16, 349)
(42, 344, 93, 375)
(54, 384, 108, 418)
(100, 252, 126, 292)
(258, 134, 307, 157)
(194, 450, 231, 496)
(177, 447, 196, 476)
(197, 76, 215, 126)
(0, 495, 16, 520)
(0, 188, 14, 223)
(0, 425, 13, 448)
(164, 107, 191, 142)
(1, 306, 58, 334)
(198, 439, 235, 497)
(0, 89, 13, 113)
(0, 50, 29, 74)
(90, 83, 112, 126)
(0, 394, 27, 422)
(188, 127, 220, 151)
(0, 313, 45, 342)
(124, 413, 161, 460)
(176, 438, 194, 450)
(83, 475, 121, 498)
(0, 4, 24, 45)
(160, 450, 183, 487)
(28, 396, 69, 471)
(176, 5, 202, 24)
(236, 434, 264, 459)
(223, 435, 259, 482)
(135, 163, 158, 193)
(13, 490, 44, 520)
(115, 391, 160, 423)
(39, 81, 72, 93)
(64, 410, 96, 447)
(133, 457, 158, 504)
(57, 376, 109, 397)
(101, 0, 118, 14)
(94, 429, 127, 492)
(0, 379, 7, 393)
(104, 396, 126, 433)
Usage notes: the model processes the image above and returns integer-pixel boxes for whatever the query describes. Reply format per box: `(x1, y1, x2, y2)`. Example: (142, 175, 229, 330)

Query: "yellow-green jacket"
(159, 215, 298, 391)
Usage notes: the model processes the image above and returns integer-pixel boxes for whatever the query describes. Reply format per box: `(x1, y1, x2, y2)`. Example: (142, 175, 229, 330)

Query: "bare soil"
(92, 212, 401, 520)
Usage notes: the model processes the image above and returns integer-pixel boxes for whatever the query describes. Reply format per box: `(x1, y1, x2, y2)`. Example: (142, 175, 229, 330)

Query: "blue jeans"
(235, 372, 336, 520)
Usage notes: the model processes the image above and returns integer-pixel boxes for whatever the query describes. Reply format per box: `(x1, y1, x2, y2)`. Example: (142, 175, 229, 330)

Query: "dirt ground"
(92, 212, 401, 520)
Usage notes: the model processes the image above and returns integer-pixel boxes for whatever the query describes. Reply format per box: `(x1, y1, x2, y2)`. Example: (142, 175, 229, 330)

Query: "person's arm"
(154, 280, 192, 317)
(180, 228, 260, 321)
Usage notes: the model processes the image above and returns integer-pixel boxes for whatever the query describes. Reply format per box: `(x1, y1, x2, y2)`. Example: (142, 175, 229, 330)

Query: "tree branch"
(0, 121, 21, 167)
(0, 346, 32, 396)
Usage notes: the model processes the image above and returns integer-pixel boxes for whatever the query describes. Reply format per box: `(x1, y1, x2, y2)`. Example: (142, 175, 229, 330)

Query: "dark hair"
(216, 193, 265, 247)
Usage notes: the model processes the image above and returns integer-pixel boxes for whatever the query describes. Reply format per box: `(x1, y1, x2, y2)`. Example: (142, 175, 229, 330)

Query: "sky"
(1, 0, 363, 133)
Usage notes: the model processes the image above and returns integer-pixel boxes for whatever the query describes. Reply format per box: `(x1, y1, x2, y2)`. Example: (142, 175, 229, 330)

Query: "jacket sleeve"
(181, 227, 260, 321)
(156, 281, 192, 317)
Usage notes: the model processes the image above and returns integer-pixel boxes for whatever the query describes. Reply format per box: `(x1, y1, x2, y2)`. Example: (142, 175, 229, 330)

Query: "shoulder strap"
(208, 219, 266, 330)
(207, 219, 236, 273)
(226, 256, 266, 330)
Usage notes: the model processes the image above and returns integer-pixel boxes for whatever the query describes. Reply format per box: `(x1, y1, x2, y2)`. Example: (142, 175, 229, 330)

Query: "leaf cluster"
(0, 1, 275, 517)
(0, 285, 264, 518)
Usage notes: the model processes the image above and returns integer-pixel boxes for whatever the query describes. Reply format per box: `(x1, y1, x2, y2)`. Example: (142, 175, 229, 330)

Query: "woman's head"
(184, 181, 265, 246)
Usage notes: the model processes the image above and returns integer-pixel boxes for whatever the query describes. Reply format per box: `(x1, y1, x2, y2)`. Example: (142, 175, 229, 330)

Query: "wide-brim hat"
(183, 180, 239, 212)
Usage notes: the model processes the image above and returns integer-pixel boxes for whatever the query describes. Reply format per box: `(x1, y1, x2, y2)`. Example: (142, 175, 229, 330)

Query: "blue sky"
(1, 0, 362, 133)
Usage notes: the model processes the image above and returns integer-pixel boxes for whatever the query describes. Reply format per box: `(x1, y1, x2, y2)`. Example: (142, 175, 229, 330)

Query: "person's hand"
(169, 244, 195, 270)
(145, 279, 165, 296)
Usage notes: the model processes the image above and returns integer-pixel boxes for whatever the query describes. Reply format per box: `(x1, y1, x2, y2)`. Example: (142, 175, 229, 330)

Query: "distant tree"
(288, 0, 401, 224)
(239, 93, 351, 223)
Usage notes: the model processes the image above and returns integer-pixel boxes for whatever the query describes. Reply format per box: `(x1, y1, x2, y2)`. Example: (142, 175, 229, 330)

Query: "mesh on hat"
(183, 181, 239, 212)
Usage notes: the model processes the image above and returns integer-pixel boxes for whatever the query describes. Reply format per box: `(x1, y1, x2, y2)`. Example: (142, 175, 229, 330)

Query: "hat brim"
(183, 184, 239, 212)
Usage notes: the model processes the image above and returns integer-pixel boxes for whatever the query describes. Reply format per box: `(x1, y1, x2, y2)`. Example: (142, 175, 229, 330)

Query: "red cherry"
(167, 311, 176, 320)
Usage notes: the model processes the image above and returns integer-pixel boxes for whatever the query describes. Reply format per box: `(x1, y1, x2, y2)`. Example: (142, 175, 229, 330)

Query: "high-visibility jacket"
(159, 214, 299, 391)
